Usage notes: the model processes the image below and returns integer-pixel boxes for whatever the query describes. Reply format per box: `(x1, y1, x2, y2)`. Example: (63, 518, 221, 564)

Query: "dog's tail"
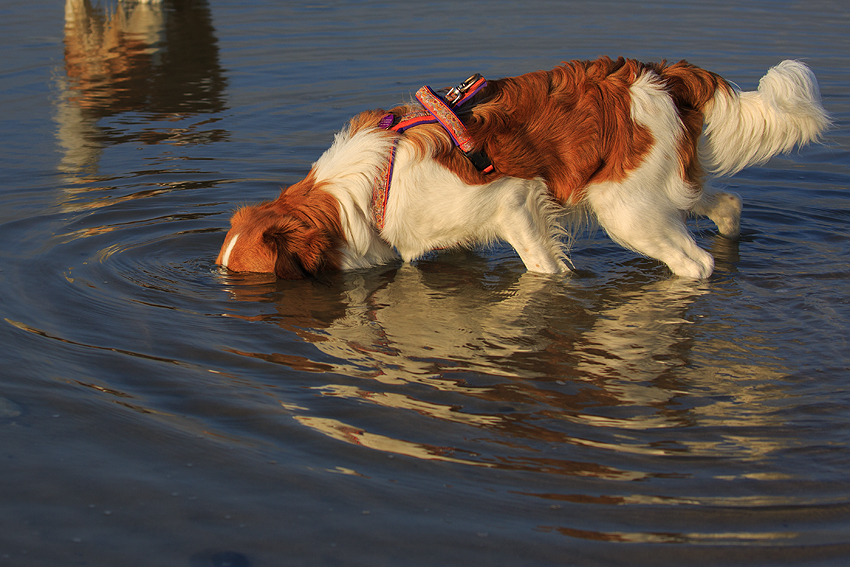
(700, 60, 830, 176)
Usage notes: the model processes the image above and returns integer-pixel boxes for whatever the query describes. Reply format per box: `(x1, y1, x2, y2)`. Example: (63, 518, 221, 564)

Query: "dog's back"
(462, 57, 827, 205)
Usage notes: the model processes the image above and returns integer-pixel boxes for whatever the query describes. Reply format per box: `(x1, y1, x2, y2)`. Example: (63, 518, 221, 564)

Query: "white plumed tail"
(701, 60, 830, 176)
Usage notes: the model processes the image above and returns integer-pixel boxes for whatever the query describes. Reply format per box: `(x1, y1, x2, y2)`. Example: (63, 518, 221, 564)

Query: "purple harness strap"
(372, 74, 492, 232)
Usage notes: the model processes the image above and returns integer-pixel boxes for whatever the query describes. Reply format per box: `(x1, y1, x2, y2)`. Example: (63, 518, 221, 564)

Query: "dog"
(217, 57, 829, 279)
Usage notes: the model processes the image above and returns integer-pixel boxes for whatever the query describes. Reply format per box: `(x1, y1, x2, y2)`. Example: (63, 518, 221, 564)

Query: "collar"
(372, 74, 493, 232)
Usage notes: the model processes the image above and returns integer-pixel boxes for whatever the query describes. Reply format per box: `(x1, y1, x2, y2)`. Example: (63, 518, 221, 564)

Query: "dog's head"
(217, 182, 343, 279)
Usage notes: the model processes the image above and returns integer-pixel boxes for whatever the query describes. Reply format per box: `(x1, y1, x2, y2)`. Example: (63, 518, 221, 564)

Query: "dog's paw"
(669, 249, 715, 279)
(712, 192, 743, 240)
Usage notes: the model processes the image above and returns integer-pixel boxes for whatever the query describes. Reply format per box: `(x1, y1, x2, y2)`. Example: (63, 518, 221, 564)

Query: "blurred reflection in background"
(55, 0, 227, 180)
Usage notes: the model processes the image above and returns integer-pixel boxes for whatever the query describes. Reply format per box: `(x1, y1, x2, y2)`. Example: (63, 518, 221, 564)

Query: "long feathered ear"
(262, 218, 338, 279)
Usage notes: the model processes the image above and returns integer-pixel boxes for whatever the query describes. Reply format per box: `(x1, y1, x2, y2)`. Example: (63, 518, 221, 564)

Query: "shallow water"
(1, 0, 849, 565)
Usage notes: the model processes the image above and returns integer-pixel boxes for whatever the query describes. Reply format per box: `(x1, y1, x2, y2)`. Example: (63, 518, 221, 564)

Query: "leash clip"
(445, 73, 485, 106)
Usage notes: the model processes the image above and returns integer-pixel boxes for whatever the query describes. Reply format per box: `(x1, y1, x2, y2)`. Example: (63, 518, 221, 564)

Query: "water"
(1, 0, 849, 565)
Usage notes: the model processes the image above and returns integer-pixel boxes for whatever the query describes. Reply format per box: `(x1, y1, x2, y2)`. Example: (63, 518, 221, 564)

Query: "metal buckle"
(445, 73, 483, 105)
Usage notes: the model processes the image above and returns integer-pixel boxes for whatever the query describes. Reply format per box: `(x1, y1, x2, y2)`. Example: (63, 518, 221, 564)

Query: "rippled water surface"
(2, 0, 849, 565)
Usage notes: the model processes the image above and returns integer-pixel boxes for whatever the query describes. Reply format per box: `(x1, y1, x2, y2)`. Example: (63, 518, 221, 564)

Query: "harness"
(372, 74, 494, 232)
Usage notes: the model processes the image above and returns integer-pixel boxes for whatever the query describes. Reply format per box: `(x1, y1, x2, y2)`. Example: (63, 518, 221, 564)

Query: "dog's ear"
(262, 219, 336, 279)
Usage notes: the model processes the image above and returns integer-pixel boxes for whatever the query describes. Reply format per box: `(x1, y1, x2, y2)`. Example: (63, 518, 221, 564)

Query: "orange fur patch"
(375, 57, 732, 204)
(220, 172, 345, 279)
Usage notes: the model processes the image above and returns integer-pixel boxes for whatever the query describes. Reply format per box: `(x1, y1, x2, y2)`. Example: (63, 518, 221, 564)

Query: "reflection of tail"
(702, 60, 830, 176)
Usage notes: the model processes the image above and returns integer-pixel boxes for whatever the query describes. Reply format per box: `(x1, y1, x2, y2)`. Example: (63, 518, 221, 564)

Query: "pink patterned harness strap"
(372, 74, 493, 232)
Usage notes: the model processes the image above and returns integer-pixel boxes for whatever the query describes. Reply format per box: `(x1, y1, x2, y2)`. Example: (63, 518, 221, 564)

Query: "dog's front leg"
(496, 180, 568, 274)
(508, 236, 568, 273)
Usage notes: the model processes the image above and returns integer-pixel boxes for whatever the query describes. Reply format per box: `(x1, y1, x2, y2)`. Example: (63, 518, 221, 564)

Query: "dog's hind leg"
(586, 181, 715, 279)
(691, 187, 743, 239)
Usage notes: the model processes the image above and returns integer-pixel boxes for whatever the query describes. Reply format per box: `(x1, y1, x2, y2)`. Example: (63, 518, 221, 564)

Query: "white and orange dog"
(218, 57, 828, 279)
